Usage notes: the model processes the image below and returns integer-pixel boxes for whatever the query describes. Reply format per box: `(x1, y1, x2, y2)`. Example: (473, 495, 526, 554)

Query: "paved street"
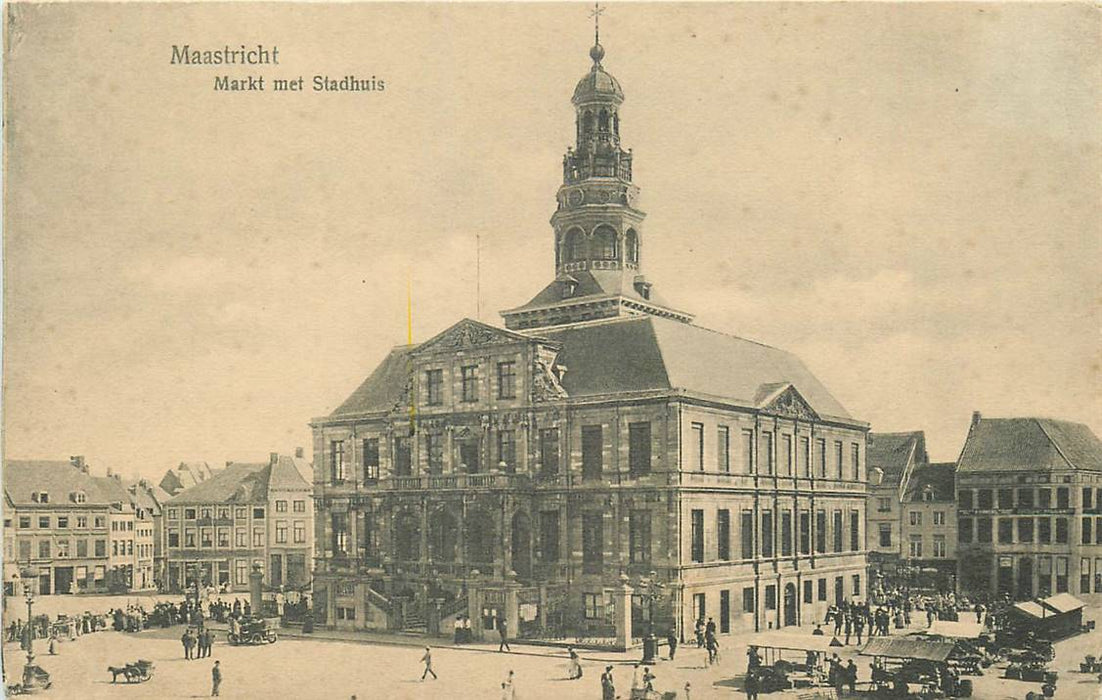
(5, 613, 1102, 699)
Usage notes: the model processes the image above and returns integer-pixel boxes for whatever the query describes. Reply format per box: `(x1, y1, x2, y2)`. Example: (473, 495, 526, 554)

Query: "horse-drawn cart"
(107, 659, 155, 683)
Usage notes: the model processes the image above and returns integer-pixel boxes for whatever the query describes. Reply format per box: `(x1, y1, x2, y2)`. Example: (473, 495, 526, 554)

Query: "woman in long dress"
(567, 647, 582, 679)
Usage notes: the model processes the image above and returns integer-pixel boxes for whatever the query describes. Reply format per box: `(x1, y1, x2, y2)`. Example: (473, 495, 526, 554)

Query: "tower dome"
(572, 44, 624, 106)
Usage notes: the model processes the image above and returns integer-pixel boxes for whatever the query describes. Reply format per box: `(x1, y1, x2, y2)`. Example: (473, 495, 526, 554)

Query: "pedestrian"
(211, 660, 221, 696)
(502, 670, 515, 700)
(705, 634, 719, 666)
(631, 663, 642, 696)
(601, 665, 616, 700)
(497, 616, 511, 653)
(420, 646, 437, 681)
(745, 669, 760, 700)
(462, 615, 472, 643)
(694, 618, 705, 647)
(846, 659, 858, 694)
(181, 629, 193, 660)
(48, 632, 58, 655)
(843, 613, 852, 645)
(854, 614, 865, 645)
(705, 617, 716, 638)
(643, 667, 656, 692)
(207, 630, 217, 655)
(453, 616, 463, 644)
(666, 629, 678, 660)
(567, 647, 583, 679)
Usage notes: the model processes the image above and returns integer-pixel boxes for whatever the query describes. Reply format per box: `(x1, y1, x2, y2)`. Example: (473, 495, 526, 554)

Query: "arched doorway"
(783, 583, 798, 627)
(511, 511, 532, 579)
(465, 509, 496, 571)
(394, 510, 420, 562)
(429, 507, 459, 563)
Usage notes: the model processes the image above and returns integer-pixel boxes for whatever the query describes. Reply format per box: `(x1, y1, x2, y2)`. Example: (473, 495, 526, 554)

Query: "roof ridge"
(1032, 417, 1074, 469)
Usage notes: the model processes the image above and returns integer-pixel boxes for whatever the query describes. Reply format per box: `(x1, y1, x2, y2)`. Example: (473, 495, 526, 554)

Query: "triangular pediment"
(413, 319, 538, 356)
(758, 383, 819, 421)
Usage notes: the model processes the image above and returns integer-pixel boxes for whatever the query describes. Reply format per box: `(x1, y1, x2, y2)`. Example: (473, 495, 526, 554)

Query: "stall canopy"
(1039, 593, 1085, 615)
(1011, 600, 1047, 620)
(1010, 594, 1085, 640)
(860, 638, 956, 662)
(922, 620, 985, 639)
(748, 632, 842, 654)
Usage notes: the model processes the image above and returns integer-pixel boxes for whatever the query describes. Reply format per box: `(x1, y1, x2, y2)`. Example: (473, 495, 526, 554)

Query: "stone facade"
(310, 35, 869, 645)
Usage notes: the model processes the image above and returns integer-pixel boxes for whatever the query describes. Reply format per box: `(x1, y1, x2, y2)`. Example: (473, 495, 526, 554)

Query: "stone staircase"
(401, 608, 427, 633)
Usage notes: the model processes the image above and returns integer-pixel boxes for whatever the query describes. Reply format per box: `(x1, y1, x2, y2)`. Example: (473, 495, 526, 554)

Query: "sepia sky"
(4, 2, 1100, 480)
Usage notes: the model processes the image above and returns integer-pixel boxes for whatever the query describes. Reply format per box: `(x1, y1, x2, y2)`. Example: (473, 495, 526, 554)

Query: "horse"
(107, 665, 139, 683)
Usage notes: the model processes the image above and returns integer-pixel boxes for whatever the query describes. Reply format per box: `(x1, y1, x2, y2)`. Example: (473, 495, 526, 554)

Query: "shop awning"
(1012, 600, 1048, 620)
(748, 632, 843, 654)
(860, 637, 956, 662)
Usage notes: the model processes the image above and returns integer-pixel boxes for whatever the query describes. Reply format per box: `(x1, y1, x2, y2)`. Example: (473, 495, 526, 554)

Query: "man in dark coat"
(211, 660, 222, 696)
(497, 617, 511, 653)
(666, 629, 678, 660)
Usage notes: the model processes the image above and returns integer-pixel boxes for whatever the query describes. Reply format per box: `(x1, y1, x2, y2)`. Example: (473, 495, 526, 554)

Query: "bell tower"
(501, 12, 692, 331)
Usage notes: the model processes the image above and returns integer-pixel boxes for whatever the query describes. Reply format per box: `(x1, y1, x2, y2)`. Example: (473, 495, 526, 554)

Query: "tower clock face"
(568, 189, 584, 207)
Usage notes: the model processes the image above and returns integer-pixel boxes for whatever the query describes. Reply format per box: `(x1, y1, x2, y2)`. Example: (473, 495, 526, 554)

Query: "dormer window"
(31, 491, 49, 504)
(560, 277, 578, 299)
(922, 486, 934, 503)
(71, 491, 87, 504)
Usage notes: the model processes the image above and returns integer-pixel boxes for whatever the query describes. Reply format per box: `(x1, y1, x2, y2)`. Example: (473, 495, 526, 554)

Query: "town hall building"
(310, 32, 869, 646)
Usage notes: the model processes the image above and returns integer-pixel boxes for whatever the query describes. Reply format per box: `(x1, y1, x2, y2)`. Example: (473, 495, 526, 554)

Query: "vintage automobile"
(228, 618, 277, 645)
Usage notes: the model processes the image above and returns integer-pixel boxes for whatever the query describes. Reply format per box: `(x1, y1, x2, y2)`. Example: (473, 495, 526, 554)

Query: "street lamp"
(638, 570, 665, 665)
(19, 565, 50, 691)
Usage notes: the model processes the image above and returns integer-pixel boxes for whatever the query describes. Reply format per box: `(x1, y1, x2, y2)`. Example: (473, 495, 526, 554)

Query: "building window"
(761, 510, 774, 558)
(330, 440, 346, 483)
(742, 510, 755, 559)
(1038, 517, 1051, 544)
(782, 434, 794, 475)
(496, 429, 516, 472)
(764, 585, 777, 610)
(959, 491, 973, 510)
(496, 361, 517, 399)
(743, 430, 754, 473)
(629, 511, 651, 564)
(18, 516, 30, 529)
(94, 540, 106, 557)
(582, 512, 603, 573)
(185, 529, 196, 547)
(1019, 488, 1035, 509)
(1084, 518, 1094, 545)
(217, 528, 230, 548)
(362, 438, 380, 480)
(56, 540, 69, 558)
(879, 523, 892, 547)
(583, 593, 602, 620)
(850, 443, 861, 481)
(425, 368, 443, 406)
(799, 437, 810, 476)
(76, 539, 88, 557)
(877, 498, 891, 513)
(1055, 517, 1069, 543)
(762, 432, 775, 475)
(539, 428, 560, 476)
(817, 578, 827, 601)
(460, 365, 479, 402)
(235, 560, 248, 585)
(691, 509, 704, 563)
(933, 511, 946, 526)
(834, 440, 843, 479)
(1081, 557, 1091, 593)
(717, 510, 731, 560)
(781, 511, 793, 557)
(276, 521, 287, 544)
(392, 435, 412, 476)
(932, 536, 946, 558)
(235, 507, 247, 520)
(850, 510, 860, 551)
(958, 517, 972, 544)
(57, 516, 69, 529)
(252, 528, 263, 547)
(833, 510, 843, 553)
(816, 438, 827, 477)
(998, 488, 1013, 510)
(582, 425, 603, 480)
(799, 511, 811, 554)
(803, 580, 813, 603)
(1083, 488, 1094, 511)
(253, 507, 265, 519)
(717, 426, 730, 473)
(997, 518, 1013, 544)
(908, 536, 922, 558)
(331, 513, 348, 554)
(293, 521, 306, 544)
(539, 510, 560, 562)
(742, 587, 755, 613)
(276, 501, 287, 513)
(977, 489, 993, 509)
(628, 423, 651, 476)
(691, 423, 704, 471)
(1038, 489, 1051, 509)
(1015, 517, 1033, 543)
(201, 528, 213, 547)
(293, 499, 306, 513)
(910, 511, 922, 526)
(1056, 557, 1068, 593)
(38, 540, 51, 558)
(816, 510, 827, 553)
(425, 433, 444, 474)
(235, 530, 246, 547)
(38, 516, 50, 529)
(1057, 487, 1069, 509)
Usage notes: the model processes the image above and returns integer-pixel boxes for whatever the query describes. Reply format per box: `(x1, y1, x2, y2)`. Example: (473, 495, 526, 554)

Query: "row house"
(956, 413, 1102, 601)
(164, 453, 313, 592)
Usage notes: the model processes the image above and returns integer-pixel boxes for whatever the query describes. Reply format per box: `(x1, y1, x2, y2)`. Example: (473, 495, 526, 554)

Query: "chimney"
(971, 411, 982, 428)
(270, 452, 279, 466)
(70, 455, 88, 473)
(295, 447, 304, 459)
(106, 466, 113, 478)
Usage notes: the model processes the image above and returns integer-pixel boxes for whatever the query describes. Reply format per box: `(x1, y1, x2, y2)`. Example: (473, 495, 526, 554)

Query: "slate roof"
(91, 476, 135, 511)
(903, 462, 956, 503)
(166, 455, 310, 505)
(504, 269, 681, 316)
(4, 460, 111, 507)
(159, 461, 222, 496)
(957, 418, 1102, 473)
(327, 315, 856, 423)
(867, 432, 926, 486)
